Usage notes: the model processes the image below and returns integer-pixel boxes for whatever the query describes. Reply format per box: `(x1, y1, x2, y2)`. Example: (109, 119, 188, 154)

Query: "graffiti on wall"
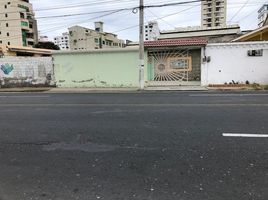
(0, 57, 54, 88)
(1, 63, 14, 75)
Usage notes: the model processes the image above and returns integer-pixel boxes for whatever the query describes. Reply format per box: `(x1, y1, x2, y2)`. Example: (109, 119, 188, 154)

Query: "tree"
(34, 42, 60, 50)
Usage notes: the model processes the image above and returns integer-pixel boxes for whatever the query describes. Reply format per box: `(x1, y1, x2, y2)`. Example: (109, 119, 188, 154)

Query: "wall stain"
(72, 79, 94, 83)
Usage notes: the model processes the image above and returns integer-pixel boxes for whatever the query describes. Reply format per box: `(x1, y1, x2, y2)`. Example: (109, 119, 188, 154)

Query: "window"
(21, 21, 28, 26)
(20, 12, 25, 18)
(28, 41, 34, 45)
(7, 42, 10, 45)
(7, 32, 9, 36)
(5, 14, 8, 18)
(95, 38, 99, 43)
(4, 5, 7, 9)
(6, 23, 8, 27)
(18, 4, 29, 12)
(0, 41, 2, 44)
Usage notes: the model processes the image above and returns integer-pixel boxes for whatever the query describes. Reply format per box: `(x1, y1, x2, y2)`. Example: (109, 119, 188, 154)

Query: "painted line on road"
(0, 103, 267, 107)
(223, 133, 268, 138)
(0, 96, 50, 98)
(190, 94, 268, 97)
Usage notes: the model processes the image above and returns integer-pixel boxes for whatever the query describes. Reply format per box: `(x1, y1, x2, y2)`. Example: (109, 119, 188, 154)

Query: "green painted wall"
(53, 49, 147, 88)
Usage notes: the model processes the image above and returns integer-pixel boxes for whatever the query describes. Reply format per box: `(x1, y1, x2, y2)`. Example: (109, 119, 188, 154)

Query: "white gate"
(148, 49, 192, 82)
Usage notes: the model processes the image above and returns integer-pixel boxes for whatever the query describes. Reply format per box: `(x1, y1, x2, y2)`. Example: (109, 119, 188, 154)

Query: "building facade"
(258, 4, 268, 27)
(145, 21, 160, 41)
(160, 25, 241, 43)
(201, 0, 227, 28)
(68, 22, 125, 51)
(54, 32, 70, 50)
(0, 0, 38, 47)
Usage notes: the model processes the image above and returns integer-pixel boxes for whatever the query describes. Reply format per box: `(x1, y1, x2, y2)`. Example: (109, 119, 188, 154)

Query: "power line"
(229, 0, 251, 22)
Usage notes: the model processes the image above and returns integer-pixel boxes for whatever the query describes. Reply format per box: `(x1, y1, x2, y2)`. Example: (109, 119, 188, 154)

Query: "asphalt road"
(0, 91, 267, 200)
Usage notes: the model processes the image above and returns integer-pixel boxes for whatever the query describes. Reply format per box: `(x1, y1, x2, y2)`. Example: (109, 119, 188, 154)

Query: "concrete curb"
(0, 88, 52, 93)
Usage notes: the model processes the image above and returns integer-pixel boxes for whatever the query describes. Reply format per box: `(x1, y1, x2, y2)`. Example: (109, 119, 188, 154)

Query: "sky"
(30, 0, 268, 41)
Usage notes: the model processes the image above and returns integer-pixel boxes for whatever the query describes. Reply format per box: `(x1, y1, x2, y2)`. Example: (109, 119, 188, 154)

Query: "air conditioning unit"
(247, 49, 263, 57)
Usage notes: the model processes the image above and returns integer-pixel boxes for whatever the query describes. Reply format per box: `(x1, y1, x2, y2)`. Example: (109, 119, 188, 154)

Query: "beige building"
(160, 25, 241, 43)
(201, 0, 227, 28)
(68, 22, 125, 51)
(0, 0, 38, 47)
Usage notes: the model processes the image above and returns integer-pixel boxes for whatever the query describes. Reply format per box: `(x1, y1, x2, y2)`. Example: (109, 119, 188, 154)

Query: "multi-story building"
(258, 4, 268, 27)
(145, 21, 160, 41)
(201, 0, 227, 28)
(0, 0, 38, 47)
(68, 22, 125, 51)
(54, 32, 70, 50)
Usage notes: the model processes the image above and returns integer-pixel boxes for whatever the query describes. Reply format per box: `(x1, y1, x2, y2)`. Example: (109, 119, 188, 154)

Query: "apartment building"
(68, 22, 125, 51)
(258, 4, 268, 27)
(201, 0, 227, 28)
(145, 21, 160, 41)
(0, 0, 38, 47)
(54, 32, 70, 50)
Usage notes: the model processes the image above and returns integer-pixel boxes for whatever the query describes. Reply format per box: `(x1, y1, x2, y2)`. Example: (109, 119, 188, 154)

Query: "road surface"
(0, 91, 267, 200)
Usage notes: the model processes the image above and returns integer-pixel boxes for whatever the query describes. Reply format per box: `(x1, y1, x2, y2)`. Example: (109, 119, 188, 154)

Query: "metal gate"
(148, 49, 192, 82)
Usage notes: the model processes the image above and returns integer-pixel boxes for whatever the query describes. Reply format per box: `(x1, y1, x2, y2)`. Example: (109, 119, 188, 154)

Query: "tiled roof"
(144, 38, 207, 47)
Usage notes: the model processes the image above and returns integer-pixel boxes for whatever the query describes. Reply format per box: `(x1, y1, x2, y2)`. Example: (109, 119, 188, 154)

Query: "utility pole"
(139, 0, 145, 90)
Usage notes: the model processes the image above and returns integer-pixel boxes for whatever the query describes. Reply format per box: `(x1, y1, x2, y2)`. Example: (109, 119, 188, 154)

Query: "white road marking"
(0, 96, 50, 98)
(190, 94, 268, 97)
(223, 133, 268, 138)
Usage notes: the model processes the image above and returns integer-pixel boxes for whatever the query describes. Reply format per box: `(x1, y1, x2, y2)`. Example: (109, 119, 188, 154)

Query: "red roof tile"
(144, 38, 207, 47)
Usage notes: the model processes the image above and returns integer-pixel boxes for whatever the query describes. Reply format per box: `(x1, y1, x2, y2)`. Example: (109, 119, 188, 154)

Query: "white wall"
(0, 57, 54, 87)
(201, 42, 268, 86)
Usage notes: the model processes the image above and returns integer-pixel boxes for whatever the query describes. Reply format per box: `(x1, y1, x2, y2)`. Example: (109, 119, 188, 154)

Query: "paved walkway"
(0, 86, 257, 93)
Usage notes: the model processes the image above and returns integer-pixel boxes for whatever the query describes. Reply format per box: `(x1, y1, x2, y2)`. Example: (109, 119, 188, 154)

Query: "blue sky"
(31, 0, 268, 41)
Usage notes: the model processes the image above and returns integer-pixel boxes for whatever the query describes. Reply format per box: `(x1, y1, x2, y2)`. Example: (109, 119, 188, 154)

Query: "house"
(144, 39, 207, 86)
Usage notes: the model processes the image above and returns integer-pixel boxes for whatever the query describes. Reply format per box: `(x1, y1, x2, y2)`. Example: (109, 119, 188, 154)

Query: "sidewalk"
(47, 88, 139, 93)
(0, 86, 261, 93)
